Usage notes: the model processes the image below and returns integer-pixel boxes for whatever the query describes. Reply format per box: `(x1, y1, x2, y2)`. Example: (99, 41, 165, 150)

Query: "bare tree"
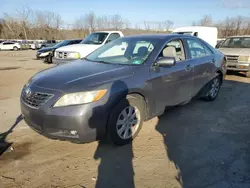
(164, 20, 173, 31)
(235, 16, 243, 35)
(111, 14, 124, 29)
(96, 16, 110, 30)
(199, 15, 213, 26)
(16, 6, 32, 40)
(144, 21, 151, 31)
(84, 12, 96, 33)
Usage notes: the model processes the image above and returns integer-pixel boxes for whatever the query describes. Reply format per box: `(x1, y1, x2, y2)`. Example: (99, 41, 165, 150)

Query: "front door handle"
(186, 64, 192, 71)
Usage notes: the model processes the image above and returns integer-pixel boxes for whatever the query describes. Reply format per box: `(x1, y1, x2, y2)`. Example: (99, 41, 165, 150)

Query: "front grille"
(225, 55, 239, 63)
(57, 51, 68, 59)
(22, 91, 53, 109)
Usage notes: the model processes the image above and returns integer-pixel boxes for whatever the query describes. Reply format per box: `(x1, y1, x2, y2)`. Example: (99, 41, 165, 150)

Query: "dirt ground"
(0, 50, 250, 188)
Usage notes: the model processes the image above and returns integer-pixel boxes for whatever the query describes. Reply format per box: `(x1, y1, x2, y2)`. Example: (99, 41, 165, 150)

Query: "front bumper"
(52, 57, 79, 65)
(36, 52, 51, 60)
(226, 61, 250, 72)
(20, 85, 110, 143)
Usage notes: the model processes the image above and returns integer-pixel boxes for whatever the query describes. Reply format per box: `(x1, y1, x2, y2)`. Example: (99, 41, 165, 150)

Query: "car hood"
(31, 60, 135, 92)
(55, 44, 101, 57)
(219, 48, 250, 56)
(38, 46, 56, 53)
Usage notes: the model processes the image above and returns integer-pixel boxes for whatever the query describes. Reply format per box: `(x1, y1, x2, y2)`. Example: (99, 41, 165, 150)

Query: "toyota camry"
(20, 34, 227, 146)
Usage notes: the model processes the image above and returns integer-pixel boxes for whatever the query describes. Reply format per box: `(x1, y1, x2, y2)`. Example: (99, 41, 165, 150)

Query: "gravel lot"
(0, 50, 250, 188)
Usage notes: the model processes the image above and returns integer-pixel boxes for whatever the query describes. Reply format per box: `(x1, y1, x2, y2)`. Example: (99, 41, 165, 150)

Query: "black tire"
(13, 46, 18, 51)
(47, 55, 53, 64)
(203, 76, 221, 101)
(245, 71, 250, 78)
(107, 95, 145, 146)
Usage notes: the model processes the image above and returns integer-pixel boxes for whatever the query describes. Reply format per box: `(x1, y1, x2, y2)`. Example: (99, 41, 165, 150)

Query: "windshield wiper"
(95, 60, 111, 64)
(83, 58, 111, 64)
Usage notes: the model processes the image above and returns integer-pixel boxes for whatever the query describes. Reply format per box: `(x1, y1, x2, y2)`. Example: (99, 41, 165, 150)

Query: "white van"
(172, 26, 218, 47)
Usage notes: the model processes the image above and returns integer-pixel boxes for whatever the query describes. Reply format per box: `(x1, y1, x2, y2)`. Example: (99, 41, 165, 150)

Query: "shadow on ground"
(89, 81, 135, 188)
(0, 115, 23, 156)
(86, 79, 250, 188)
(156, 80, 250, 188)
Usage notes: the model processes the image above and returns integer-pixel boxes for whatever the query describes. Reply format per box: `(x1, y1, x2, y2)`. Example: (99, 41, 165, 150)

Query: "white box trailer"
(172, 26, 218, 48)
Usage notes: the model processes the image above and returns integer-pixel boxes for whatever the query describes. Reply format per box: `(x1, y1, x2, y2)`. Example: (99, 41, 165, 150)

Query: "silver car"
(21, 34, 226, 146)
(219, 36, 250, 77)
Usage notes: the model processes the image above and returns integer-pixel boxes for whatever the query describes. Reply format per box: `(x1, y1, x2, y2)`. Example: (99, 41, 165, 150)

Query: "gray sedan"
(20, 34, 226, 146)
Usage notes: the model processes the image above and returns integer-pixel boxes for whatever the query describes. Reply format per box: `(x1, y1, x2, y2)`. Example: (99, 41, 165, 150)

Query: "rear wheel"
(107, 96, 144, 146)
(13, 46, 18, 51)
(203, 76, 221, 101)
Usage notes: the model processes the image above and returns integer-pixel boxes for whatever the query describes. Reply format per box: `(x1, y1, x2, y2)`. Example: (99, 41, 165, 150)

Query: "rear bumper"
(226, 62, 250, 72)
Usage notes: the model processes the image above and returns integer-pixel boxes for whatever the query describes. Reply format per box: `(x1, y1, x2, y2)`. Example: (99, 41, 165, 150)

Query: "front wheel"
(107, 96, 145, 146)
(245, 71, 250, 78)
(203, 76, 221, 101)
(13, 46, 18, 51)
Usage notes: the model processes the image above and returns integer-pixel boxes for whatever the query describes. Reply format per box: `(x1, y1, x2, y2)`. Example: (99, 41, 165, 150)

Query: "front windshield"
(54, 40, 70, 48)
(81, 32, 109, 45)
(86, 37, 158, 65)
(221, 37, 250, 48)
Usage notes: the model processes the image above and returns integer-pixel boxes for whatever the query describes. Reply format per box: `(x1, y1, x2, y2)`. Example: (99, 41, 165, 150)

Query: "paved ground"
(0, 50, 250, 188)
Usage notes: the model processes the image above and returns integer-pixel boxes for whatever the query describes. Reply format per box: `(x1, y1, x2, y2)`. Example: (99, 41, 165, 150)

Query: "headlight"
(238, 56, 250, 62)
(25, 77, 33, 87)
(67, 52, 81, 59)
(54, 89, 107, 107)
(39, 51, 50, 57)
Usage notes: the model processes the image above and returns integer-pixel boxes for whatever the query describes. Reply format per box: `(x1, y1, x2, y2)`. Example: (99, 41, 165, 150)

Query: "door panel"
(192, 56, 214, 96)
(150, 59, 194, 110)
(185, 38, 214, 96)
(1, 43, 7, 50)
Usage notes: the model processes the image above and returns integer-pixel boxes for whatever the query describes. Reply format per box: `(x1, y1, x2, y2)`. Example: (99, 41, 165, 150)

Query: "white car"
(53, 31, 124, 64)
(0, 41, 21, 51)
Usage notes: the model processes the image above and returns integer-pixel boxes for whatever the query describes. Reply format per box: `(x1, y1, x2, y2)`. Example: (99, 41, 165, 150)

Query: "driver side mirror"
(156, 57, 176, 67)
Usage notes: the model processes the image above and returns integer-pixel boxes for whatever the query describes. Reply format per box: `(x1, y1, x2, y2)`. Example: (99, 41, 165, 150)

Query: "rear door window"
(186, 39, 208, 59)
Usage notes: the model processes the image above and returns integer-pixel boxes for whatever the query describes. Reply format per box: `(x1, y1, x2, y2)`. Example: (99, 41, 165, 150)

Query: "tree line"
(0, 6, 173, 40)
(193, 15, 250, 37)
(0, 7, 249, 40)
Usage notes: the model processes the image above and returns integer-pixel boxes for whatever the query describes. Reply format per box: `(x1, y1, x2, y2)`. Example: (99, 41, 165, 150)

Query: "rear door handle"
(186, 64, 192, 71)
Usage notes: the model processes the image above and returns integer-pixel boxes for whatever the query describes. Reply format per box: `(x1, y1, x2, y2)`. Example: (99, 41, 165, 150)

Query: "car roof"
(227, 35, 250, 38)
(94, 30, 123, 33)
(122, 34, 194, 40)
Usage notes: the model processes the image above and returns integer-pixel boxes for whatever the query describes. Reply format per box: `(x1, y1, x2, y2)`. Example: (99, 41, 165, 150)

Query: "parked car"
(0, 41, 21, 51)
(172, 26, 218, 48)
(31, 40, 57, 50)
(53, 31, 124, 64)
(41, 40, 57, 48)
(20, 34, 226, 146)
(219, 36, 250, 77)
(36, 39, 82, 63)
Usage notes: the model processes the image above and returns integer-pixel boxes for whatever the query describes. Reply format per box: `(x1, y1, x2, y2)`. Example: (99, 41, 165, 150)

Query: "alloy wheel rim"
(210, 78, 220, 98)
(116, 106, 141, 139)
